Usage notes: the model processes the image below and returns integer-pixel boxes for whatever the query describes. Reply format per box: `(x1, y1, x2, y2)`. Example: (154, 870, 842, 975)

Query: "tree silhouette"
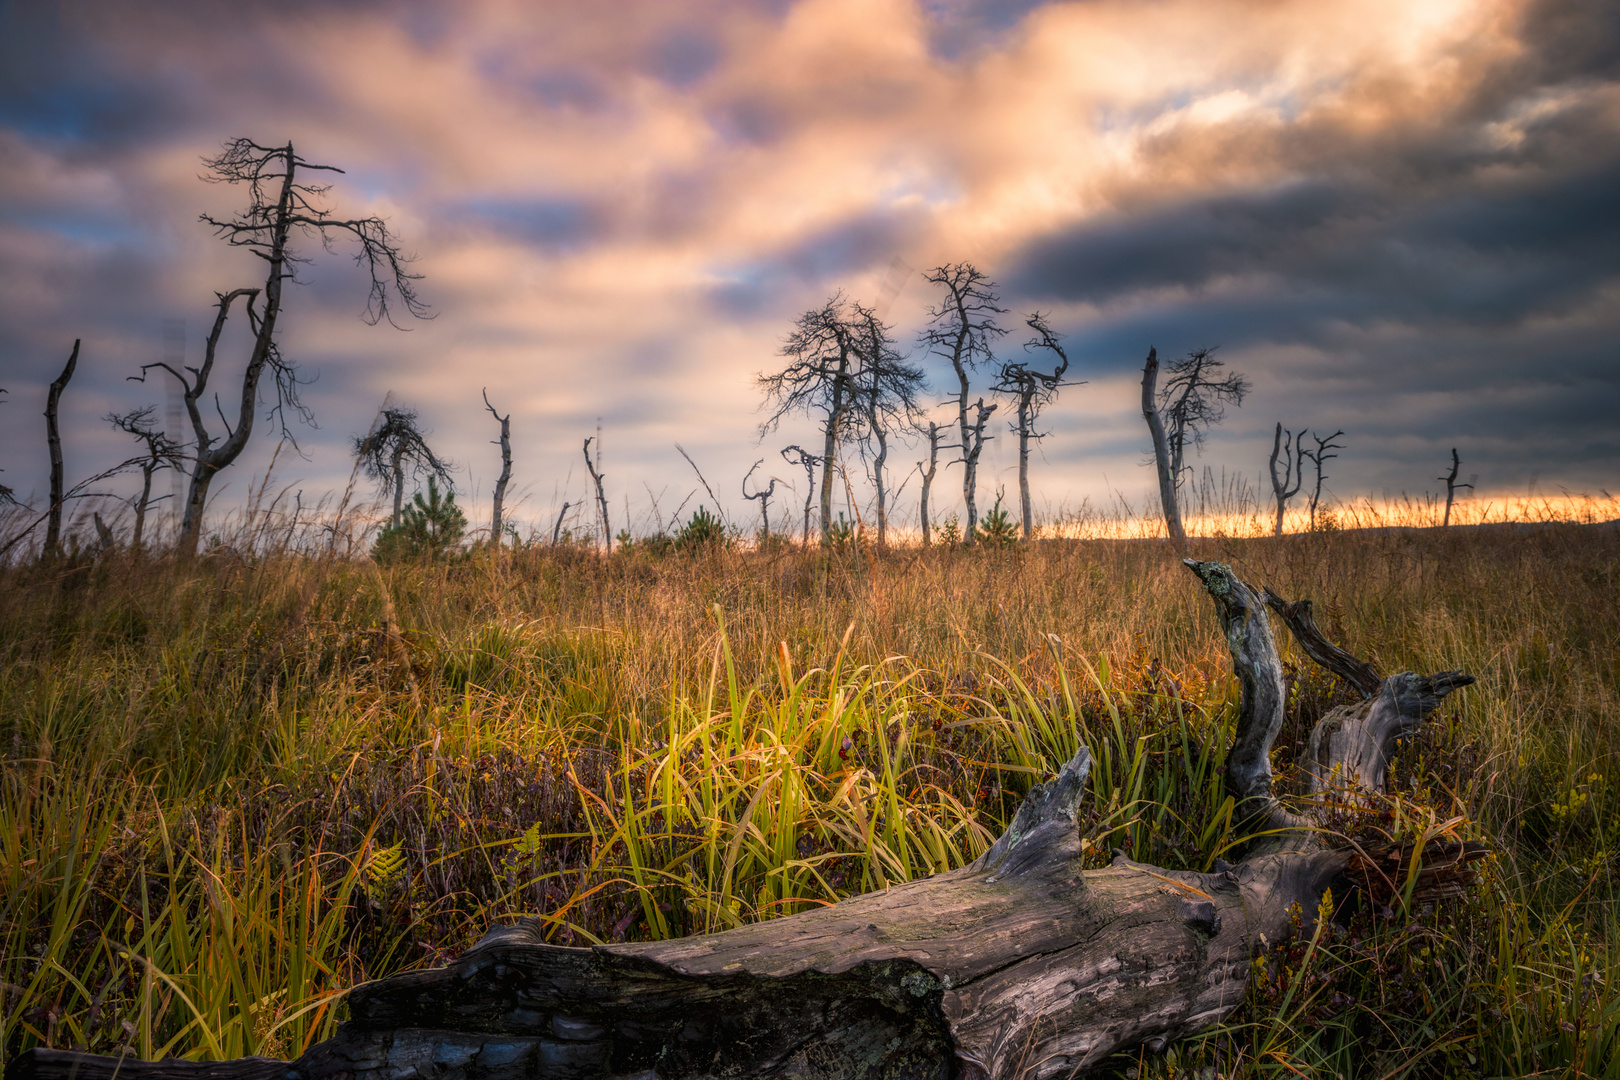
(137, 139, 430, 554)
(1305, 430, 1346, 528)
(1268, 422, 1306, 536)
(107, 405, 183, 549)
(353, 407, 454, 530)
(741, 460, 778, 542)
(483, 390, 513, 545)
(758, 296, 864, 545)
(1439, 448, 1473, 527)
(850, 304, 926, 549)
(44, 340, 79, 559)
(994, 314, 1079, 540)
(779, 445, 820, 546)
(1142, 345, 1248, 550)
(1159, 346, 1249, 494)
(920, 264, 1005, 545)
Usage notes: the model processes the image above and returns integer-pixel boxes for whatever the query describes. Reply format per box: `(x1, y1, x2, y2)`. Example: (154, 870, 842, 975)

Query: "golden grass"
(1, 518, 1617, 1077)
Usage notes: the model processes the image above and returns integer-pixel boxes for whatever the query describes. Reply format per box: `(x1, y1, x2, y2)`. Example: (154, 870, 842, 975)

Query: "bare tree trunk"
(1268, 423, 1303, 537)
(132, 462, 155, 550)
(483, 390, 512, 546)
(818, 355, 851, 547)
(870, 425, 888, 549)
(551, 502, 570, 546)
(781, 447, 817, 547)
(1141, 348, 1187, 554)
(962, 400, 995, 546)
(1440, 447, 1470, 528)
(390, 446, 406, 529)
(43, 339, 80, 560)
(1016, 388, 1034, 540)
(1305, 430, 1345, 530)
(742, 461, 776, 544)
(919, 422, 939, 546)
(16, 565, 1486, 1080)
(583, 437, 610, 554)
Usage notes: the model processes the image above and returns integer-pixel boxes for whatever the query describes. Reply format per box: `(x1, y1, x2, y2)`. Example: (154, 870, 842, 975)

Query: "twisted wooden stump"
(9, 562, 1485, 1080)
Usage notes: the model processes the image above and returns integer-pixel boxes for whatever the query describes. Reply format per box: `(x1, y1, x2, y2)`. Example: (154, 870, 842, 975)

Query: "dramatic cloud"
(1, 0, 1615, 542)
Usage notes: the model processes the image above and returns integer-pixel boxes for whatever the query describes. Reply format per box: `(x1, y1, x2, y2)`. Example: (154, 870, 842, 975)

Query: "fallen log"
(8, 561, 1486, 1080)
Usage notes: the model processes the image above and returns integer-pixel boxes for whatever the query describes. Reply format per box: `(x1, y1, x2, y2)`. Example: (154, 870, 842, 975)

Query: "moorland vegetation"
(2, 497, 1618, 1078)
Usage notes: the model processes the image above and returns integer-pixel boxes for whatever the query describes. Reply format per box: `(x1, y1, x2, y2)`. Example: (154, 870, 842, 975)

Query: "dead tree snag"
(741, 460, 777, 541)
(583, 435, 610, 554)
(9, 564, 1485, 1080)
(43, 339, 80, 560)
(1439, 448, 1472, 528)
(483, 390, 513, 545)
(1267, 423, 1304, 537)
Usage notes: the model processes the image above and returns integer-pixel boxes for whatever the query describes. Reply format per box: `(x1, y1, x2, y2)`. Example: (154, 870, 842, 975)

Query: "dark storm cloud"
(1010, 153, 1620, 332)
(710, 207, 929, 317)
(922, 0, 1052, 59)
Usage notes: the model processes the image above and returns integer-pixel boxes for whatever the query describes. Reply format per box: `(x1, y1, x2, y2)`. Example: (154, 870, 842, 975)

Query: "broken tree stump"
(7, 561, 1486, 1080)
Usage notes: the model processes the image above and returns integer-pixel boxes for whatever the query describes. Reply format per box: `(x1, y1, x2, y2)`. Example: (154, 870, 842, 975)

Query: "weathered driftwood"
(8, 562, 1486, 1080)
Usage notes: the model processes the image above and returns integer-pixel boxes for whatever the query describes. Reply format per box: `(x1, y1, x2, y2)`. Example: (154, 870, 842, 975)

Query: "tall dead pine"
(584, 433, 610, 553)
(1268, 422, 1305, 536)
(995, 314, 1077, 540)
(1439, 447, 1473, 527)
(1140, 348, 1187, 553)
(43, 339, 80, 560)
(920, 264, 1005, 545)
(483, 390, 512, 546)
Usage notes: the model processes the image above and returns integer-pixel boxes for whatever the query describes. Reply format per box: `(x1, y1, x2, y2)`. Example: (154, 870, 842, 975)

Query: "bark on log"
(8, 562, 1485, 1080)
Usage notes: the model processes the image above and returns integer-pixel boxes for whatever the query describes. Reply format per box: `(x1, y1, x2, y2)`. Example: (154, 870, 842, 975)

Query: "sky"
(1, 0, 1617, 542)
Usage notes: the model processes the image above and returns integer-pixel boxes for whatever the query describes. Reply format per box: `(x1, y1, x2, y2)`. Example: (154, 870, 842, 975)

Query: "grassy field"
(2, 519, 1617, 1078)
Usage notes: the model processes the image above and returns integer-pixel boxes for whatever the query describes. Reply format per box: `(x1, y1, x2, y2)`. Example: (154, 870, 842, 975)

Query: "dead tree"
(551, 502, 571, 546)
(1305, 430, 1346, 529)
(780, 445, 820, 546)
(583, 436, 610, 554)
(483, 390, 513, 546)
(920, 264, 1005, 546)
(1439, 447, 1473, 527)
(1160, 346, 1248, 498)
(353, 408, 454, 530)
(16, 562, 1484, 1080)
(758, 297, 860, 546)
(1267, 422, 1306, 536)
(994, 314, 1079, 540)
(107, 406, 183, 550)
(741, 460, 778, 541)
(136, 139, 429, 555)
(1141, 346, 1248, 552)
(851, 305, 926, 550)
(1140, 348, 1187, 553)
(43, 340, 80, 559)
(917, 422, 946, 546)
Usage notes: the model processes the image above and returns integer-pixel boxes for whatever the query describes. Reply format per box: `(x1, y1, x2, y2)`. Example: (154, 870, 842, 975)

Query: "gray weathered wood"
(7, 561, 1484, 1080)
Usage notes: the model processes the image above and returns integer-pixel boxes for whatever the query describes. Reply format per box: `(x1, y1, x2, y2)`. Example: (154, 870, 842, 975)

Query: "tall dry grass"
(1, 514, 1617, 1077)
